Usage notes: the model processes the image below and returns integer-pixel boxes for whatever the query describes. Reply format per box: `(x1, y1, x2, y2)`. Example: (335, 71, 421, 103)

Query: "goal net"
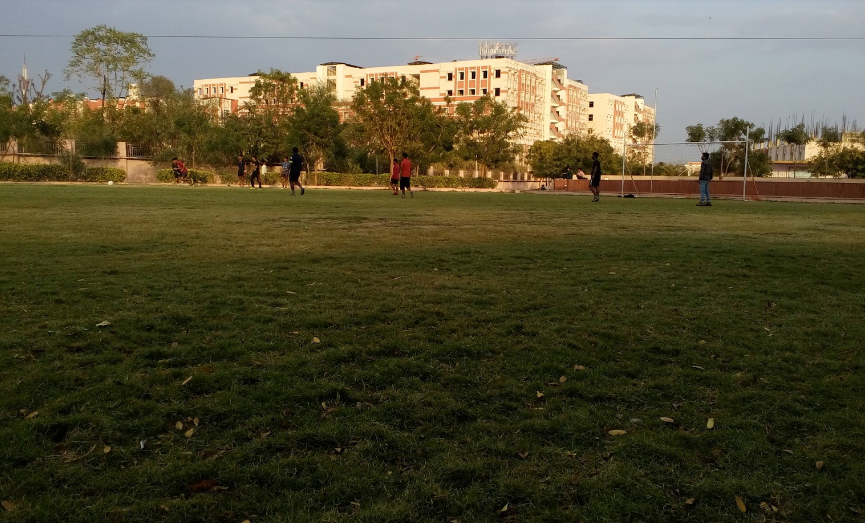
(621, 140, 750, 198)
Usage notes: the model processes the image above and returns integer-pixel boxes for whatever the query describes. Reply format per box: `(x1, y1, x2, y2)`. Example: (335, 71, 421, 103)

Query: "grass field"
(1, 185, 864, 523)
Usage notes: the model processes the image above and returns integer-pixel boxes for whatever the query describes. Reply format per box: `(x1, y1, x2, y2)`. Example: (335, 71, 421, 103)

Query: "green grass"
(1, 185, 864, 522)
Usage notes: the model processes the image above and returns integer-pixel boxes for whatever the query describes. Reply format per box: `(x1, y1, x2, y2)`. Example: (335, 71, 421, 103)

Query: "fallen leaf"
(697, 455, 716, 464)
(260, 431, 271, 439)
(182, 376, 192, 386)
(684, 498, 695, 507)
(559, 376, 567, 383)
(334, 447, 343, 454)
(184, 428, 195, 438)
(517, 451, 529, 459)
(103, 446, 111, 454)
(1, 501, 17, 512)
(573, 364, 586, 371)
(735, 495, 747, 513)
(691, 365, 705, 370)
(699, 340, 707, 345)
(535, 391, 544, 399)
(175, 421, 184, 430)
(242, 520, 251, 523)
(286, 291, 296, 295)
(312, 337, 321, 344)
(816, 461, 824, 470)
(194, 417, 200, 427)
(25, 410, 39, 419)
(188, 479, 219, 494)
(96, 320, 112, 328)
(660, 417, 676, 424)
(499, 503, 509, 513)
(707, 418, 715, 429)
(139, 439, 147, 450)
(782, 449, 794, 456)
(607, 430, 627, 436)
(159, 505, 170, 512)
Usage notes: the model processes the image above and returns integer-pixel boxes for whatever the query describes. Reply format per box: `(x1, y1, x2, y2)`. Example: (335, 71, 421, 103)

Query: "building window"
(495, 69, 501, 78)
(300, 82, 304, 88)
(458, 89, 464, 96)
(471, 71, 476, 80)
(447, 89, 453, 96)
(360, 78, 365, 86)
(198, 88, 202, 96)
(494, 87, 501, 97)
(459, 71, 464, 80)
(220, 86, 224, 94)
(482, 70, 488, 79)
(588, 114, 594, 121)
(230, 86, 234, 94)
(447, 72, 453, 81)
(482, 88, 487, 95)
(470, 88, 476, 95)
(589, 101, 594, 108)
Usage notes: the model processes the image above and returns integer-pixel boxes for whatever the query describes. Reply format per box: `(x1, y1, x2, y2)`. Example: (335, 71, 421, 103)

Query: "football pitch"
(1, 185, 864, 522)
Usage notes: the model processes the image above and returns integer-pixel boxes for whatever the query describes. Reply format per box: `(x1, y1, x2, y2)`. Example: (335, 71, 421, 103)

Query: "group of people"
(235, 147, 306, 195)
(390, 152, 414, 198)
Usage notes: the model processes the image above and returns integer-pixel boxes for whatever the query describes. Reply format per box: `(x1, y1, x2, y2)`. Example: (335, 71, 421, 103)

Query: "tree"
(243, 69, 298, 161)
(627, 121, 661, 175)
(778, 122, 810, 146)
(286, 84, 341, 172)
(686, 117, 757, 176)
(454, 95, 526, 174)
(64, 25, 154, 109)
(527, 131, 622, 180)
(527, 140, 563, 180)
(350, 76, 430, 170)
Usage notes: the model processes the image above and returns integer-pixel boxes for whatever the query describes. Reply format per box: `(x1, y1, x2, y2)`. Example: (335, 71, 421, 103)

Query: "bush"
(0, 162, 126, 182)
(156, 168, 215, 184)
(315, 173, 499, 189)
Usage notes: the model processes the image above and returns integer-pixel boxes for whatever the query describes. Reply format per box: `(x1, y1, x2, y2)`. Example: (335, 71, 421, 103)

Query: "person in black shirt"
(288, 147, 305, 196)
(249, 156, 262, 189)
(236, 155, 246, 187)
(589, 151, 601, 202)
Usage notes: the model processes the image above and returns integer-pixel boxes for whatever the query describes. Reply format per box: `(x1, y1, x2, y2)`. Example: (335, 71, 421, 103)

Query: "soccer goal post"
(621, 140, 750, 200)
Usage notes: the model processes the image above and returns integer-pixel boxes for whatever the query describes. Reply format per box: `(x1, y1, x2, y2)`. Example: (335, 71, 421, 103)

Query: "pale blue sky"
(2, 0, 863, 142)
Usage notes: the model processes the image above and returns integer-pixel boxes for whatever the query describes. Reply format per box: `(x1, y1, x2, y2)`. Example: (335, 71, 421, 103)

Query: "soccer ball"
(107, 181, 114, 185)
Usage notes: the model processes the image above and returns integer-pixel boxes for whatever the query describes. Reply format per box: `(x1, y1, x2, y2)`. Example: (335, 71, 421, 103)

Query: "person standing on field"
(236, 155, 246, 187)
(390, 158, 400, 195)
(400, 152, 413, 198)
(250, 156, 262, 189)
(589, 151, 601, 202)
(698, 152, 713, 206)
(280, 156, 290, 189)
(289, 147, 305, 196)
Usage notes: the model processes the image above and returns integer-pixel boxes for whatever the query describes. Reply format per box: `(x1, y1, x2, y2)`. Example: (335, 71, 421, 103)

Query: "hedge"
(316, 173, 499, 189)
(156, 168, 216, 184)
(0, 163, 126, 182)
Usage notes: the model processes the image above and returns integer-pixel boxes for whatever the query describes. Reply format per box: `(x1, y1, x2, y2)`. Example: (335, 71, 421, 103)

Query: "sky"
(2, 0, 863, 143)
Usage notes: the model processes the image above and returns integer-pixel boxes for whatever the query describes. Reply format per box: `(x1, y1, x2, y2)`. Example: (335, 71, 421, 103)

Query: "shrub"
(0, 162, 126, 182)
(156, 168, 215, 184)
(314, 173, 499, 189)
(317, 173, 392, 187)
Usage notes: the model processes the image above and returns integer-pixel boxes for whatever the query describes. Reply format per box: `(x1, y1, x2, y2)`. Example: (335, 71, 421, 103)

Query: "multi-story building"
(193, 58, 590, 147)
(586, 93, 656, 158)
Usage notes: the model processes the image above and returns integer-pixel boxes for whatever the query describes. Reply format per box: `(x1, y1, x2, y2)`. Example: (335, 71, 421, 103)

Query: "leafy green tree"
(0, 75, 11, 97)
(527, 140, 563, 179)
(454, 95, 526, 174)
(243, 69, 298, 161)
(528, 132, 622, 180)
(350, 76, 431, 171)
(628, 121, 661, 175)
(286, 84, 341, 172)
(64, 25, 154, 110)
(778, 123, 810, 146)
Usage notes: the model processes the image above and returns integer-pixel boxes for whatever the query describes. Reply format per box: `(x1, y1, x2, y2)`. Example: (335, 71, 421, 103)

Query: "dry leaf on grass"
(25, 410, 39, 419)
(535, 391, 544, 399)
(103, 446, 111, 454)
(175, 421, 184, 430)
(660, 417, 676, 424)
(735, 495, 747, 513)
(559, 376, 567, 383)
(684, 498, 695, 507)
(184, 428, 195, 438)
(706, 418, 715, 429)
(260, 431, 271, 439)
(816, 461, 824, 470)
(517, 451, 529, 459)
(193, 417, 200, 427)
(181, 376, 192, 386)
(96, 320, 112, 328)
(607, 430, 627, 436)
(691, 365, 705, 371)
(1, 501, 17, 512)
(312, 337, 321, 344)
(573, 364, 586, 371)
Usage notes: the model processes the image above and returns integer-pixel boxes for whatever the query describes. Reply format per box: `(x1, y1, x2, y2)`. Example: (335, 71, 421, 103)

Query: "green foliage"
(315, 173, 499, 189)
(808, 147, 865, 178)
(454, 95, 526, 172)
(64, 25, 154, 101)
(651, 162, 688, 177)
(0, 162, 125, 182)
(745, 150, 773, 178)
(156, 168, 215, 184)
(778, 122, 811, 146)
(528, 132, 622, 179)
(286, 84, 342, 172)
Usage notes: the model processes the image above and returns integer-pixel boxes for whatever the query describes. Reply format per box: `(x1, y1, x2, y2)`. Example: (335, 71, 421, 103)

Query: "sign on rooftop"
(479, 42, 518, 60)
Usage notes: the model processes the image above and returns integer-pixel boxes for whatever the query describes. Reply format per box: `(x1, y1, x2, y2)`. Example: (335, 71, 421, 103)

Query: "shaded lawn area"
(1, 185, 864, 522)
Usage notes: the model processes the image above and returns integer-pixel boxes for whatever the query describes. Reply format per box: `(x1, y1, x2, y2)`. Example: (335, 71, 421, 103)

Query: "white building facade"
(586, 93, 657, 157)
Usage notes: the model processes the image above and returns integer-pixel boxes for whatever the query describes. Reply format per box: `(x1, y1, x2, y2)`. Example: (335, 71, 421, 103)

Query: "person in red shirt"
(171, 157, 188, 185)
(390, 158, 400, 195)
(399, 152, 413, 198)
